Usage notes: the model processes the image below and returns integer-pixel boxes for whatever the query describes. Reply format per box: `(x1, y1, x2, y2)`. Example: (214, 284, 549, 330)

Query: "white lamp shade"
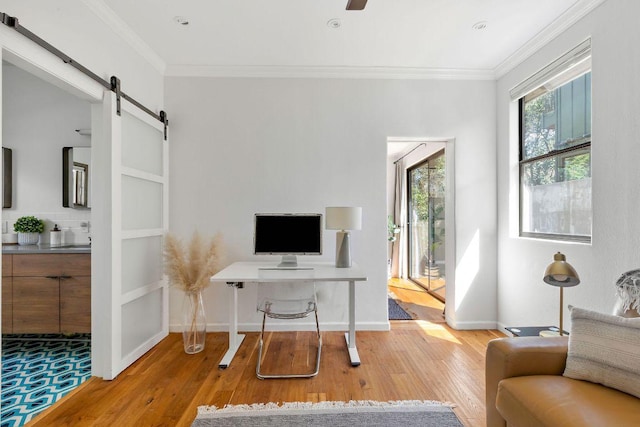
(325, 207, 362, 231)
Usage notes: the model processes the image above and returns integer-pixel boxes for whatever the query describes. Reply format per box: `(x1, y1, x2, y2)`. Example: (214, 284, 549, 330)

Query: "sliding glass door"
(407, 150, 446, 301)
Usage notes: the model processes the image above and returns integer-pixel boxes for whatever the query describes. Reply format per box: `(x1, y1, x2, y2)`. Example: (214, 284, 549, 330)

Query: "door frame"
(0, 45, 104, 376)
(389, 137, 456, 324)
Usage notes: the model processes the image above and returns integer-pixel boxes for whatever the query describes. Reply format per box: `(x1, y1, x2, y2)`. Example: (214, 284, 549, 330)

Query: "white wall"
(166, 76, 497, 331)
(0, 2, 499, 334)
(496, 0, 640, 331)
(2, 63, 92, 242)
(0, 1, 164, 108)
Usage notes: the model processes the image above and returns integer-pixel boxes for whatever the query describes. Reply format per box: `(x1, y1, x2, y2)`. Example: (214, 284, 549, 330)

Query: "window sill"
(518, 232, 591, 245)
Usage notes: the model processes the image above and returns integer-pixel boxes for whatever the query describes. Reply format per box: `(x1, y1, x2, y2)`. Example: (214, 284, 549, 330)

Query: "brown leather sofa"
(486, 336, 640, 427)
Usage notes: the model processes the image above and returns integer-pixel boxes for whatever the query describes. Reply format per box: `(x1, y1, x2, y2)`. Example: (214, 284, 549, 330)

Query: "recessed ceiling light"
(472, 21, 488, 30)
(173, 16, 190, 26)
(327, 18, 341, 29)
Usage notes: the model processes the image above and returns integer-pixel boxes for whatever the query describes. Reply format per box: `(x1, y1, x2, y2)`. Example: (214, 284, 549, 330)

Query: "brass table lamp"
(541, 252, 580, 337)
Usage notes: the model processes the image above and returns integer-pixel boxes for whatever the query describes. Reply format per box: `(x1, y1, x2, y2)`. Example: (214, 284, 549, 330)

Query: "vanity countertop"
(2, 244, 91, 254)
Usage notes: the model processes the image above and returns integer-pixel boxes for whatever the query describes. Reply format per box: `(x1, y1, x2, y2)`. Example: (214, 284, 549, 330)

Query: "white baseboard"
(169, 321, 390, 333)
(169, 319, 505, 333)
(446, 319, 499, 330)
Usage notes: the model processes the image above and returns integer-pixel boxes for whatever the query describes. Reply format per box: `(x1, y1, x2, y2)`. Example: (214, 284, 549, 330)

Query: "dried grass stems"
(164, 232, 224, 293)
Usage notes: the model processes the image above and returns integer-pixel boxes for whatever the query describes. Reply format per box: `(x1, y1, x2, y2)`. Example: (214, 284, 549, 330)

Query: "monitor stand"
(259, 255, 313, 271)
(278, 255, 298, 268)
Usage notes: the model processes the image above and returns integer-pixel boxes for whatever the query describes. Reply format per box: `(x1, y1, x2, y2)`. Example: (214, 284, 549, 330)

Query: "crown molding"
(165, 64, 496, 80)
(493, 0, 607, 78)
(81, 0, 166, 75)
(82, 0, 605, 82)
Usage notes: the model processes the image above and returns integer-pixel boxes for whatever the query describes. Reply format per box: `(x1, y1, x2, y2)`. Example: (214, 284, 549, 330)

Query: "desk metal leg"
(344, 279, 361, 366)
(219, 283, 245, 368)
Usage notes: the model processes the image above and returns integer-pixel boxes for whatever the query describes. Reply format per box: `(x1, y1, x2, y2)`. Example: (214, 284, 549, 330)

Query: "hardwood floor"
(28, 279, 503, 427)
(388, 277, 447, 322)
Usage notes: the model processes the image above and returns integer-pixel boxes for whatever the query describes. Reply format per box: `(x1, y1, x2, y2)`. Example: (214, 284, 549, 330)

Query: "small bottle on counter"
(50, 224, 62, 246)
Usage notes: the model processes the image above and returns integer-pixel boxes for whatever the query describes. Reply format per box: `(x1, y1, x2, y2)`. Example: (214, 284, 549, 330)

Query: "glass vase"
(182, 289, 206, 354)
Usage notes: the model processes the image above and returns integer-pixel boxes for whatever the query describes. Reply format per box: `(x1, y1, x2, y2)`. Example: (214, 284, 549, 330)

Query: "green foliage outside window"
(409, 155, 445, 266)
(520, 71, 592, 240)
(522, 72, 591, 186)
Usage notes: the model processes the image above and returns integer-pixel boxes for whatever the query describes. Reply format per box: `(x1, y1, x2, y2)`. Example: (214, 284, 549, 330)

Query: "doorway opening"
(1, 59, 93, 426)
(407, 150, 446, 302)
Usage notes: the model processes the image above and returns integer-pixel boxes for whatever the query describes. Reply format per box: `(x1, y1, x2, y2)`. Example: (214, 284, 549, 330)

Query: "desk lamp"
(541, 252, 580, 336)
(325, 207, 362, 268)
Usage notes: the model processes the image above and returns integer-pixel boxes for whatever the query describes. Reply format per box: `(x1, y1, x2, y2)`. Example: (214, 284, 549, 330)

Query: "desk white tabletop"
(210, 261, 367, 283)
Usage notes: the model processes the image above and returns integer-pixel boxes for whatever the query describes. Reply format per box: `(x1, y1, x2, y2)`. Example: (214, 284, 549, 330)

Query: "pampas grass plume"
(164, 232, 224, 292)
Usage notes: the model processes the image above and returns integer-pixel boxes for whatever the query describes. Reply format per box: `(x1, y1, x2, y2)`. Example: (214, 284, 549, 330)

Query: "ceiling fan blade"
(346, 0, 367, 10)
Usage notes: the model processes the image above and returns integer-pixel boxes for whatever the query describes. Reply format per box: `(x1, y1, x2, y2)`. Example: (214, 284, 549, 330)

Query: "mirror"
(3, 147, 12, 208)
(63, 147, 91, 209)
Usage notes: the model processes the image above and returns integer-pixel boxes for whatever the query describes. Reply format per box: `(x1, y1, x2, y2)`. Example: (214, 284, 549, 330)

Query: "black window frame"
(518, 72, 592, 243)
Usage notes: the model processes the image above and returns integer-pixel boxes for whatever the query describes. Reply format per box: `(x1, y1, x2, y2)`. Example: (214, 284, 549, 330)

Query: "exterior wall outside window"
(519, 71, 591, 241)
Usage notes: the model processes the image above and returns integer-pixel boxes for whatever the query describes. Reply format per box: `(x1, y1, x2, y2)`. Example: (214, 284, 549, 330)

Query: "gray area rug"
(388, 297, 414, 320)
(192, 400, 463, 427)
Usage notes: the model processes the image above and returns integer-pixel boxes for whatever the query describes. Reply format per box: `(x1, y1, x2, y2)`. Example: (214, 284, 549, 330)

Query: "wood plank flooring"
(388, 277, 447, 321)
(28, 279, 503, 427)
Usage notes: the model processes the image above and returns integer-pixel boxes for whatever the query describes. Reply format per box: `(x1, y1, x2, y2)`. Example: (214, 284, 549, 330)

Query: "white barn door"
(96, 91, 169, 379)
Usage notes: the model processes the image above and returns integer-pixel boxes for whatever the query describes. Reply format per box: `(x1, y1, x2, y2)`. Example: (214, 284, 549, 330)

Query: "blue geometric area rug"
(1, 334, 91, 427)
(193, 400, 463, 426)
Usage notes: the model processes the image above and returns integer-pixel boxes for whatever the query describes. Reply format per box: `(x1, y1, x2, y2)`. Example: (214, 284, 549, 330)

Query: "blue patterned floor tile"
(1, 334, 91, 427)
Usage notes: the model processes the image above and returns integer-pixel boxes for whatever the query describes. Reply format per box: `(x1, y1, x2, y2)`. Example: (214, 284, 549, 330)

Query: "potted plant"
(14, 216, 44, 245)
(164, 232, 224, 354)
(387, 215, 400, 242)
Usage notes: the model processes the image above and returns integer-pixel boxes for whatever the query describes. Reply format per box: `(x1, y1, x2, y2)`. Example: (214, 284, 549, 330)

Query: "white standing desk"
(210, 261, 367, 369)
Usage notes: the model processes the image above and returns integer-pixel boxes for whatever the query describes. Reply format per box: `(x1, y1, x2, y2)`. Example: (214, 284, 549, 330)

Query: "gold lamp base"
(539, 329, 562, 337)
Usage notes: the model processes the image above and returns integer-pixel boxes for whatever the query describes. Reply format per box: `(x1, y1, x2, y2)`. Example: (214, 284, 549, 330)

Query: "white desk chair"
(256, 281, 322, 379)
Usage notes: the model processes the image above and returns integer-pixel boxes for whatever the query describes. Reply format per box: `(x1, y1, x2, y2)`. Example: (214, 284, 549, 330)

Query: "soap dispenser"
(50, 224, 62, 246)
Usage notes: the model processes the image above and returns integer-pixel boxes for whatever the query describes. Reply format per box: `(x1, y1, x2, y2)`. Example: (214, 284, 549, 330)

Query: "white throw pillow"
(563, 307, 640, 398)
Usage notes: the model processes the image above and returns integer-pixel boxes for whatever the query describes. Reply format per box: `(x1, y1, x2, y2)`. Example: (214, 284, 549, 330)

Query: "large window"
(516, 41, 592, 242)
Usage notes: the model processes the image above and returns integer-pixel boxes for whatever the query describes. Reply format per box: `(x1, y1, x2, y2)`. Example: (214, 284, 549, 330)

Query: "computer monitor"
(254, 213, 322, 268)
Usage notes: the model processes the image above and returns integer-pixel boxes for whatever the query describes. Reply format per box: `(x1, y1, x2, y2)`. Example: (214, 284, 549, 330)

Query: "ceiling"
(1, 0, 603, 159)
(91, 0, 602, 78)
